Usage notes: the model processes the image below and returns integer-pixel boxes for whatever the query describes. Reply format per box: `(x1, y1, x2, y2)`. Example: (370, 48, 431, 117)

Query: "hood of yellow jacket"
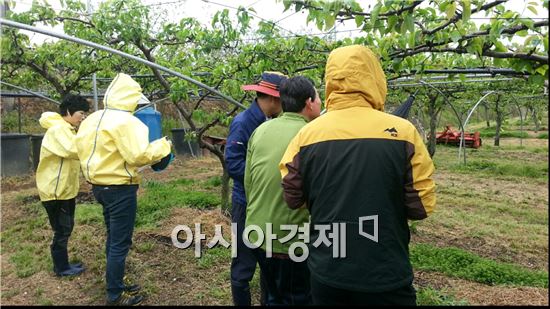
(103, 73, 142, 112)
(39, 112, 67, 130)
(325, 45, 387, 112)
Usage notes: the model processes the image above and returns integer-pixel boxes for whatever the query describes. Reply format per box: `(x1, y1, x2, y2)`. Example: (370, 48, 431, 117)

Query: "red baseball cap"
(242, 71, 288, 98)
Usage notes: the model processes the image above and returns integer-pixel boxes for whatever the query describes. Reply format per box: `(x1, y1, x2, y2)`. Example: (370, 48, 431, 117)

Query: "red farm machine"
(435, 125, 482, 149)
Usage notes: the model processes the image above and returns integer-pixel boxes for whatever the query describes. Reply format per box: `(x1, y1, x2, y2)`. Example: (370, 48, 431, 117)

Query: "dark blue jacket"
(225, 100, 267, 206)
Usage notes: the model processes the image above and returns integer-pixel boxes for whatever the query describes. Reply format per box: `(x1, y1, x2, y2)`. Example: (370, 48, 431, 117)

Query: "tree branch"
(289, 0, 423, 17)
(389, 20, 548, 64)
(136, 42, 171, 91)
(424, 0, 507, 35)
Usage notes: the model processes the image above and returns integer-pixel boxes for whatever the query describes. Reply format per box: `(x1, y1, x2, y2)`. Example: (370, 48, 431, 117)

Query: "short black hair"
(59, 94, 90, 116)
(280, 76, 316, 113)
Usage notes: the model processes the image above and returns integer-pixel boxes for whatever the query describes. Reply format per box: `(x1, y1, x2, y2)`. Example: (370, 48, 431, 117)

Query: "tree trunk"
(428, 100, 437, 158)
(426, 93, 439, 158)
(221, 168, 231, 217)
(531, 107, 540, 133)
(484, 104, 490, 128)
(494, 97, 502, 147)
(200, 138, 231, 217)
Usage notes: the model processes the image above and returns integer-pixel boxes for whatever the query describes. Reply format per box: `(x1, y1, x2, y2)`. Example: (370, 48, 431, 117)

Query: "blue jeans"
(42, 199, 76, 273)
(92, 184, 138, 302)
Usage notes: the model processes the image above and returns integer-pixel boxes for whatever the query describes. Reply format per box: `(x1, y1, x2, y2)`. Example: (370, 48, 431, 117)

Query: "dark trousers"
(259, 250, 311, 305)
(230, 201, 267, 306)
(42, 199, 76, 273)
(92, 184, 138, 302)
(311, 275, 417, 306)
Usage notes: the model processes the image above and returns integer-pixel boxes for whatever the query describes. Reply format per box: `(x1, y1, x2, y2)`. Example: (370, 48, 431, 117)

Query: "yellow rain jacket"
(36, 112, 81, 201)
(279, 45, 436, 293)
(75, 73, 171, 185)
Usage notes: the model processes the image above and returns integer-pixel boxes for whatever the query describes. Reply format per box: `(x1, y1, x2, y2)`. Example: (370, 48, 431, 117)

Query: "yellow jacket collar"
(39, 112, 71, 129)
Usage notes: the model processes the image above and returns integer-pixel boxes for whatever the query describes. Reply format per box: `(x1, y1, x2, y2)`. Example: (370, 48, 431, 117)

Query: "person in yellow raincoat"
(36, 94, 89, 277)
(279, 45, 436, 305)
(75, 73, 172, 306)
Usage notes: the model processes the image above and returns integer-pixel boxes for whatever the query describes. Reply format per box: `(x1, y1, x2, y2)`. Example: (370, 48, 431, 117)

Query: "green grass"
(136, 180, 220, 228)
(168, 178, 196, 186)
(433, 141, 548, 182)
(449, 160, 548, 179)
(75, 203, 103, 225)
(204, 176, 222, 188)
(537, 132, 548, 139)
(478, 127, 530, 138)
(197, 246, 231, 269)
(135, 241, 156, 253)
(8, 243, 51, 278)
(411, 244, 548, 288)
(416, 287, 469, 305)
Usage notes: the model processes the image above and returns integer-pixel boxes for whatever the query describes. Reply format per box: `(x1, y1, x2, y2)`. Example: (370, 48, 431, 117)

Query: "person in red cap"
(225, 71, 288, 305)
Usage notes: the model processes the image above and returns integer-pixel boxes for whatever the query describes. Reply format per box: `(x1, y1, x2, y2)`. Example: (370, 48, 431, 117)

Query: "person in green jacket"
(244, 76, 321, 305)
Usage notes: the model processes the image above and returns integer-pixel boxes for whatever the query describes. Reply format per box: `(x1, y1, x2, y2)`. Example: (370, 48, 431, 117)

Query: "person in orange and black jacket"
(279, 45, 436, 306)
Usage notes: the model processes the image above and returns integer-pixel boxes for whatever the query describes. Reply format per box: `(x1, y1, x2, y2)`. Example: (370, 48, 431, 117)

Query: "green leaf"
(524, 35, 536, 46)
(316, 16, 324, 30)
(462, 0, 471, 21)
(527, 74, 545, 85)
(404, 14, 414, 34)
(502, 11, 515, 19)
(371, 3, 382, 26)
(324, 14, 336, 30)
(494, 41, 507, 52)
(409, 31, 416, 47)
(386, 15, 398, 32)
(445, 2, 456, 20)
(543, 35, 549, 51)
(450, 30, 462, 43)
(535, 65, 548, 75)
(466, 37, 484, 56)
(355, 15, 365, 27)
(527, 5, 538, 15)
(283, 0, 291, 11)
(516, 30, 529, 37)
(405, 56, 414, 70)
(519, 19, 535, 30)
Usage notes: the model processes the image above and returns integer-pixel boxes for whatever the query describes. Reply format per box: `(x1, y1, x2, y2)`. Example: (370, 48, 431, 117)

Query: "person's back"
(280, 45, 436, 305)
(77, 74, 170, 185)
(225, 71, 288, 306)
(245, 76, 321, 305)
(75, 73, 171, 306)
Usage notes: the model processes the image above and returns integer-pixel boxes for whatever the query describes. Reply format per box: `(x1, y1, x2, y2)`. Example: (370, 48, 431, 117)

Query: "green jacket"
(245, 112, 310, 254)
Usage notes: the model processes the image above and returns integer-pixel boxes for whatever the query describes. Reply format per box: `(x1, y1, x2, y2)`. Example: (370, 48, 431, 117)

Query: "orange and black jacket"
(279, 45, 436, 293)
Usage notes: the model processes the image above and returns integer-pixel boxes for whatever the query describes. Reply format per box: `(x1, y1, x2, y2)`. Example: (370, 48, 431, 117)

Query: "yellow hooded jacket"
(36, 112, 81, 201)
(278, 45, 436, 293)
(75, 73, 171, 185)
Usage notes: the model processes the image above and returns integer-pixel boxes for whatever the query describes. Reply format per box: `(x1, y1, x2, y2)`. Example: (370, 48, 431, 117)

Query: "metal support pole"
(87, 0, 99, 111)
(459, 91, 496, 163)
(17, 97, 22, 133)
(0, 81, 61, 105)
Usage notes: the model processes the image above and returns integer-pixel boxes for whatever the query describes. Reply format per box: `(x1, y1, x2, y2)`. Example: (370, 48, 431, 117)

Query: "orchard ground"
(0, 135, 548, 305)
